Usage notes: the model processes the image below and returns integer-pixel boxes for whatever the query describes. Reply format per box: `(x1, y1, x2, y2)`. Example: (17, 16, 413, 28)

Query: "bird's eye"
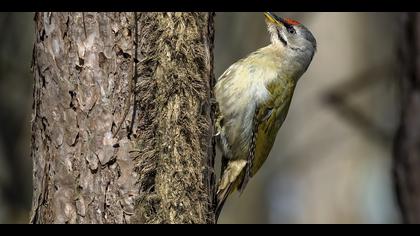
(288, 27, 296, 34)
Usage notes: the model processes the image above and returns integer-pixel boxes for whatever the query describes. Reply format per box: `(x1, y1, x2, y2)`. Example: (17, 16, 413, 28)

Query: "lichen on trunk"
(133, 12, 215, 224)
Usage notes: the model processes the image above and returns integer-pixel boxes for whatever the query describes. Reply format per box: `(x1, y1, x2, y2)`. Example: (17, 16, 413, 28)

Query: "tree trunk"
(393, 12, 420, 224)
(30, 12, 215, 224)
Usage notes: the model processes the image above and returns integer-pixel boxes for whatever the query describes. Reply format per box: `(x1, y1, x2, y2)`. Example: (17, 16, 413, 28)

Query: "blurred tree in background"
(0, 13, 34, 223)
(394, 12, 420, 224)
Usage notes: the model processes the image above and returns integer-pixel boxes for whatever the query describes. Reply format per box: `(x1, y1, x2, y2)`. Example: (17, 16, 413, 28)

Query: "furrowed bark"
(30, 12, 215, 224)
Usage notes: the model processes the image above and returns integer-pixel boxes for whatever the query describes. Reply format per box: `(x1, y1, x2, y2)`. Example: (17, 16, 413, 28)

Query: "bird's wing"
(238, 77, 296, 192)
(238, 104, 260, 192)
(253, 78, 296, 174)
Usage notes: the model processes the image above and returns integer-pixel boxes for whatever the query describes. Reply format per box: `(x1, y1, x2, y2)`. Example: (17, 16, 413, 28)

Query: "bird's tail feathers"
(215, 181, 234, 222)
(215, 160, 247, 222)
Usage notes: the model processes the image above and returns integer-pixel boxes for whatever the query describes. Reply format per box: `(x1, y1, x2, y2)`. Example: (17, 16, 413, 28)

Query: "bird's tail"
(215, 181, 234, 222)
(214, 159, 247, 222)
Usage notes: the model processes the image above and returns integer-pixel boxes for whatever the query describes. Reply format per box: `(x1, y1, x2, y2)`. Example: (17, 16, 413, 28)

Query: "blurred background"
(0, 12, 34, 223)
(0, 12, 403, 223)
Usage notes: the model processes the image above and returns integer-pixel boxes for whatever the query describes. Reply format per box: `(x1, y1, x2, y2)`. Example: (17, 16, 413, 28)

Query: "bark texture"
(31, 12, 215, 224)
(393, 12, 420, 224)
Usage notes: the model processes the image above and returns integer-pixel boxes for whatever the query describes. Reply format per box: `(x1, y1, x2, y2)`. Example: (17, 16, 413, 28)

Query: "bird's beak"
(264, 12, 285, 27)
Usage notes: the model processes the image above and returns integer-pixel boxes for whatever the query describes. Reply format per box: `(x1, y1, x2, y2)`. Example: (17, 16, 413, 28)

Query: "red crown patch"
(285, 18, 300, 25)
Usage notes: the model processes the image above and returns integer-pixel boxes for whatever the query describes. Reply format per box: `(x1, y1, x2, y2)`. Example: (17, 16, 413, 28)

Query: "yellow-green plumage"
(215, 45, 300, 216)
(215, 12, 316, 220)
(252, 77, 295, 175)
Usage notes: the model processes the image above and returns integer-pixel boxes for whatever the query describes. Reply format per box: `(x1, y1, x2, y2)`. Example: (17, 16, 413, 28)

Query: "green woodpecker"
(215, 12, 317, 217)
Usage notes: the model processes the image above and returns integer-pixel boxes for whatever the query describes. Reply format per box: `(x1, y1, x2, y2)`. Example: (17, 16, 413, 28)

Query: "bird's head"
(264, 12, 317, 54)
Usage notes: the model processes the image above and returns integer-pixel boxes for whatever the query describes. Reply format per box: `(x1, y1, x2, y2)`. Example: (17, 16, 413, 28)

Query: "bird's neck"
(264, 43, 312, 82)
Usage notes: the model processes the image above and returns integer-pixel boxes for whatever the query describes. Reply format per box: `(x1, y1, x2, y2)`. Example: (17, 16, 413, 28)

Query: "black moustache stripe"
(276, 28, 287, 46)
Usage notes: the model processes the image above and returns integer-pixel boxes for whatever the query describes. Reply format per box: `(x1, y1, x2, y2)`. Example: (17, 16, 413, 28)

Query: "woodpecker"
(215, 12, 317, 218)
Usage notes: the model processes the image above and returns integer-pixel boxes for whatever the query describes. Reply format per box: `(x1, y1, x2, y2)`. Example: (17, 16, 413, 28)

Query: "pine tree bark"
(393, 12, 420, 224)
(30, 12, 215, 224)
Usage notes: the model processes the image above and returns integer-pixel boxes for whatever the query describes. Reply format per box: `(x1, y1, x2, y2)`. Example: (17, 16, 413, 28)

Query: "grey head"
(264, 12, 317, 72)
(264, 12, 317, 55)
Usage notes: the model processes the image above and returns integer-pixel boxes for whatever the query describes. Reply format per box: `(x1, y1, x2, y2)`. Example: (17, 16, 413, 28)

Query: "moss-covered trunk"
(30, 12, 215, 224)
